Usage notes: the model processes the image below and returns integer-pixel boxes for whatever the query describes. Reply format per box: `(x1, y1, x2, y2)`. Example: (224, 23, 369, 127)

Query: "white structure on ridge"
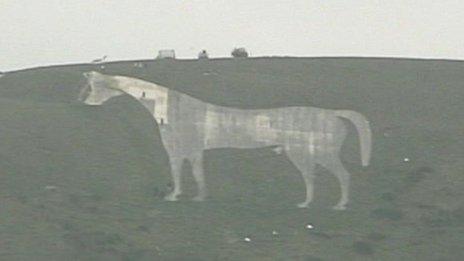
(157, 50, 176, 59)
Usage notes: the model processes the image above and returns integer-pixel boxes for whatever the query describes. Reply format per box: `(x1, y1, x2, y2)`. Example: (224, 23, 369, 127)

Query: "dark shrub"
(231, 48, 249, 58)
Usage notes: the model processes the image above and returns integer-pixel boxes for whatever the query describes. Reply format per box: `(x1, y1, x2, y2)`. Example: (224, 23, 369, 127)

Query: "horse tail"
(334, 110, 372, 166)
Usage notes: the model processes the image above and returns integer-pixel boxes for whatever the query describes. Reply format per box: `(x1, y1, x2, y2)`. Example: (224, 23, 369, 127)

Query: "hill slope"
(0, 57, 463, 260)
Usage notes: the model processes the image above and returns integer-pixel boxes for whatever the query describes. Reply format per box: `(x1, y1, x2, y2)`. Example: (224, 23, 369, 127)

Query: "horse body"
(81, 71, 372, 210)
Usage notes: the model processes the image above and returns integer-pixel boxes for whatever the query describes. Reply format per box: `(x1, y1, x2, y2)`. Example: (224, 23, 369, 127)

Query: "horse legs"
(190, 152, 207, 201)
(164, 157, 183, 201)
(287, 152, 316, 208)
(320, 157, 350, 210)
(297, 167, 316, 208)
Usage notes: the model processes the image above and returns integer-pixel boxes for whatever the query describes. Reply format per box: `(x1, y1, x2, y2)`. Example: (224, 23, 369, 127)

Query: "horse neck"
(114, 75, 182, 124)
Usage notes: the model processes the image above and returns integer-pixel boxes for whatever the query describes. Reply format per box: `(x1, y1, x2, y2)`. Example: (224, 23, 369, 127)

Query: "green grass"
(0, 57, 463, 260)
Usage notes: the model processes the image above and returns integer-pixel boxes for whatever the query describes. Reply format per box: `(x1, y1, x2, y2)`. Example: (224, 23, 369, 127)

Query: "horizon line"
(4, 55, 464, 74)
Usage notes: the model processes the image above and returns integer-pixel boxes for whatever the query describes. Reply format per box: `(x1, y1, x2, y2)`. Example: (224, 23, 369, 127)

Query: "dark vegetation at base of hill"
(0, 57, 463, 260)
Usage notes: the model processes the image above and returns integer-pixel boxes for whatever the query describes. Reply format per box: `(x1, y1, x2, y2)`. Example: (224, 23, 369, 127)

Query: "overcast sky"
(1, 0, 464, 71)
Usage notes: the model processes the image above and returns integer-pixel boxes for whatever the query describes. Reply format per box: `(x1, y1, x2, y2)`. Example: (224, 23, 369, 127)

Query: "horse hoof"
(164, 195, 179, 201)
(332, 205, 347, 211)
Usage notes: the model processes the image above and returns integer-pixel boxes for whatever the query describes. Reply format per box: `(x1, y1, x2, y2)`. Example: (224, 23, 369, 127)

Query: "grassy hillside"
(0, 57, 463, 260)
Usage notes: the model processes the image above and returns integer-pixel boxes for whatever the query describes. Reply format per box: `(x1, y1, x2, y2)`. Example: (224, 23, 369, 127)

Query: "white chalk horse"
(79, 71, 372, 210)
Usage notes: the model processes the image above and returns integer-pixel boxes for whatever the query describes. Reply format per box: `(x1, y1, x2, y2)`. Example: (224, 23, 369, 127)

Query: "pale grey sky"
(1, 0, 463, 71)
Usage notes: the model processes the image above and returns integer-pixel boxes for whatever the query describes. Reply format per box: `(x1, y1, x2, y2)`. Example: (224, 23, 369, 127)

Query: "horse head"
(79, 71, 124, 105)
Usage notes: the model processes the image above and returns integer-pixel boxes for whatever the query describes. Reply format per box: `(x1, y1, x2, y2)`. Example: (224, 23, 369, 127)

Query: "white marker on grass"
(44, 185, 57, 190)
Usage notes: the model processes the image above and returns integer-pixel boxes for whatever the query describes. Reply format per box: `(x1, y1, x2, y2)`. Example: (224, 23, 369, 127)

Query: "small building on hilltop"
(157, 50, 176, 59)
(198, 50, 209, 59)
